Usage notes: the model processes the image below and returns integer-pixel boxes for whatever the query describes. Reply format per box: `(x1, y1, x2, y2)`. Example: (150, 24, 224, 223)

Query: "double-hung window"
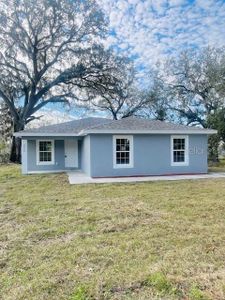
(171, 135, 189, 166)
(37, 140, 55, 165)
(113, 135, 133, 168)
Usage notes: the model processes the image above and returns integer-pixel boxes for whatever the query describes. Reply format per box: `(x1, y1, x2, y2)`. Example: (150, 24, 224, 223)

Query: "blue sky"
(98, 0, 225, 79)
(39, 0, 225, 121)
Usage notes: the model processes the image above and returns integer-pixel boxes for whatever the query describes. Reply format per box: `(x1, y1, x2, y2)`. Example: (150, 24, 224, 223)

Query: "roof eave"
(14, 128, 217, 137)
(84, 129, 218, 135)
(13, 132, 86, 137)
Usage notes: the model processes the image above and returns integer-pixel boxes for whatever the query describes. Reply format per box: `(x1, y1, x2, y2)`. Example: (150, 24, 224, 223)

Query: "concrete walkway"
(67, 171, 225, 185)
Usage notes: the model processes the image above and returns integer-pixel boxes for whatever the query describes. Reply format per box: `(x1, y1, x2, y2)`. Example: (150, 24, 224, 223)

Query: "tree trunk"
(10, 122, 24, 163)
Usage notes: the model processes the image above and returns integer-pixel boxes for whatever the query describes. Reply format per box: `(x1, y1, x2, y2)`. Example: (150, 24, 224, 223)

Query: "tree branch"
(31, 96, 69, 115)
(0, 90, 18, 120)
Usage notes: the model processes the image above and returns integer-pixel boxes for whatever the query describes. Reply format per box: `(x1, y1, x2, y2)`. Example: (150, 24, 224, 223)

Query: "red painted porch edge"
(92, 172, 208, 179)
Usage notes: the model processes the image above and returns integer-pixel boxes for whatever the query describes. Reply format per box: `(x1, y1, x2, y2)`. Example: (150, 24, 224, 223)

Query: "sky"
(98, 0, 225, 77)
(37, 0, 225, 124)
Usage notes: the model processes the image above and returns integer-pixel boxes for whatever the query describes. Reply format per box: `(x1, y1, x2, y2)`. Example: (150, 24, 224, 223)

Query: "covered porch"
(22, 137, 84, 174)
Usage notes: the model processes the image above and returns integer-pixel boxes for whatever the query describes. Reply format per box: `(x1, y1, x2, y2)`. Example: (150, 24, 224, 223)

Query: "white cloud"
(151, 0, 168, 15)
(127, 0, 139, 5)
(97, 0, 225, 77)
(34, 0, 225, 121)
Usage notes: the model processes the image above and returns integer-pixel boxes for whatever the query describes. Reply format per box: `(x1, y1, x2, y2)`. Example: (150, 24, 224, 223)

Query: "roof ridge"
(80, 118, 116, 132)
(80, 116, 147, 132)
(81, 117, 192, 133)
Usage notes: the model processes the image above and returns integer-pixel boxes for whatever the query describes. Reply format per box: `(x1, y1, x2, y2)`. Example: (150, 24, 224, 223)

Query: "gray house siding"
(25, 137, 82, 173)
(22, 133, 208, 176)
(90, 134, 208, 177)
(27, 139, 64, 172)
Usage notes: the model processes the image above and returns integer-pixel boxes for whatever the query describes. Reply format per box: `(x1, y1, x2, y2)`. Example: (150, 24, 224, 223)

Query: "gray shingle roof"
(20, 117, 112, 135)
(15, 116, 217, 137)
(86, 116, 205, 131)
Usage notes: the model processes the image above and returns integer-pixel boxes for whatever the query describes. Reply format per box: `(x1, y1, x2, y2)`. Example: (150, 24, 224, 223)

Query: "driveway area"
(67, 171, 225, 184)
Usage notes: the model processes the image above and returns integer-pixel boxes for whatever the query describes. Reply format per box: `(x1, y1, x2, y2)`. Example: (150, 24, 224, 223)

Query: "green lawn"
(208, 159, 225, 173)
(1, 165, 225, 300)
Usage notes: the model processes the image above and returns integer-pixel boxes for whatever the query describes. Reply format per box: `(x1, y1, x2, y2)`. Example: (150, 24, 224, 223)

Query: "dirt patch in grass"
(1, 164, 225, 299)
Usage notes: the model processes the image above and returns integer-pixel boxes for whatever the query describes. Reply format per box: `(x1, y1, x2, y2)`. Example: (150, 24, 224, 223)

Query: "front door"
(64, 140, 78, 168)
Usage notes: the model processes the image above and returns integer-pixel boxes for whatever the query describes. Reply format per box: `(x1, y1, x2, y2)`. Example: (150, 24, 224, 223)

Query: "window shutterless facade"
(113, 135, 133, 168)
(36, 140, 55, 165)
(171, 135, 189, 166)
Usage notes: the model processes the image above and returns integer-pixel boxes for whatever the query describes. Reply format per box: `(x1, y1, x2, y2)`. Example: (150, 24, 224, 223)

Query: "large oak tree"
(153, 47, 225, 161)
(164, 48, 225, 127)
(87, 68, 165, 120)
(0, 0, 127, 162)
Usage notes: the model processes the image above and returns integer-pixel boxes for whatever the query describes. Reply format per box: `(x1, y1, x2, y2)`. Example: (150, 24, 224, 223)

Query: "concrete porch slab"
(67, 171, 225, 185)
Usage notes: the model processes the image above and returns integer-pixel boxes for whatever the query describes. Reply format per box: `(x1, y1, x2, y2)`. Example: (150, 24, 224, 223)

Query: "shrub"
(0, 140, 10, 163)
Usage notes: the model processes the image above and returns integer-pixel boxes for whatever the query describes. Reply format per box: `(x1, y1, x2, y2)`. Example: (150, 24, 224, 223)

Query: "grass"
(208, 159, 225, 172)
(1, 164, 225, 299)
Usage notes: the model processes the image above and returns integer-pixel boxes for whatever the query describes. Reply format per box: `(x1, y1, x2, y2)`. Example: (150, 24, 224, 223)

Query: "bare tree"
(140, 70, 172, 121)
(156, 47, 225, 161)
(87, 65, 161, 120)
(89, 86, 153, 120)
(163, 47, 225, 127)
(0, 100, 12, 140)
(0, 0, 126, 162)
(0, 100, 12, 162)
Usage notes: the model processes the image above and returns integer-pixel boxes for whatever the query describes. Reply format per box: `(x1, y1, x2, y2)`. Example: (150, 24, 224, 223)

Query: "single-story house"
(14, 116, 217, 177)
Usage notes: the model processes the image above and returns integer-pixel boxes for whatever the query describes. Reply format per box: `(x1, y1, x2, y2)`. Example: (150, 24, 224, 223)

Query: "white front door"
(64, 140, 78, 168)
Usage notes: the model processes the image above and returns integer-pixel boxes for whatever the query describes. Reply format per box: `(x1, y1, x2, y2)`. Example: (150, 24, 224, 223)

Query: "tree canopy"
(161, 48, 225, 127)
(151, 47, 225, 160)
(0, 0, 131, 161)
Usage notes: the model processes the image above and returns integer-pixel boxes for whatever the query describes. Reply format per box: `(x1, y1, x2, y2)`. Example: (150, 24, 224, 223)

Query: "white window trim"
(171, 135, 189, 166)
(36, 140, 55, 165)
(113, 135, 134, 169)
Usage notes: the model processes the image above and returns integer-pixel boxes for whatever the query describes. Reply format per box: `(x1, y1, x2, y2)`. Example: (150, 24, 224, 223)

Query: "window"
(171, 135, 189, 166)
(113, 135, 133, 168)
(36, 140, 55, 165)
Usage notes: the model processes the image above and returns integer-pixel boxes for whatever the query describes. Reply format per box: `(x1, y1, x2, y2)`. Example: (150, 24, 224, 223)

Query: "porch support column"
(21, 139, 28, 174)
